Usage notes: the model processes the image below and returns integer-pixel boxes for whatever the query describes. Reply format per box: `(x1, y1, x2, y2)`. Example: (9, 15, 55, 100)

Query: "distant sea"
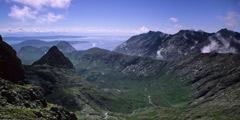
(3, 35, 129, 51)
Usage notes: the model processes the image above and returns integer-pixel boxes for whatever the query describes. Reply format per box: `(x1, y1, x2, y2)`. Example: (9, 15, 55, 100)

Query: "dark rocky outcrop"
(0, 78, 47, 108)
(33, 46, 74, 69)
(0, 35, 26, 84)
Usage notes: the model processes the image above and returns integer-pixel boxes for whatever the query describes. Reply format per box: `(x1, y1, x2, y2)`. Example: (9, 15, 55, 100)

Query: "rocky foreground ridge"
(0, 35, 77, 120)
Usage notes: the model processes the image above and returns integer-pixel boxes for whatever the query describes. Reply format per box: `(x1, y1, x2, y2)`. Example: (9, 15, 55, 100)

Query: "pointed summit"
(32, 46, 74, 69)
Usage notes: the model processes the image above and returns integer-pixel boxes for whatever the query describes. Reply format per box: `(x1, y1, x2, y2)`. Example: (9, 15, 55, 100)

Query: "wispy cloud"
(169, 17, 178, 23)
(36, 13, 63, 24)
(224, 11, 240, 28)
(174, 24, 182, 29)
(10, 0, 71, 9)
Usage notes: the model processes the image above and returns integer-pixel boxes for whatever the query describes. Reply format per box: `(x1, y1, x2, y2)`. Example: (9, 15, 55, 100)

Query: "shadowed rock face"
(0, 35, 26, 84)
(32, 46, 74, 69)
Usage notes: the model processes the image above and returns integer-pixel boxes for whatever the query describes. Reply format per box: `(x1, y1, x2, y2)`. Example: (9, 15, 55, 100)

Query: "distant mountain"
(114, 29, 240, 60)
(18, 41, 77, 65)
(12, 39, 83, 52)
(33, 46, 74, 69)
(0, 35, 77, 120)
(18, 46, 49, 65)
(12, 40, 58, 52)
(56, 41, 77, 53)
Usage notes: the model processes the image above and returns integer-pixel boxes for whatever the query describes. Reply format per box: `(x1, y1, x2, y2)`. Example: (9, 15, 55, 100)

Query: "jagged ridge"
(114, 29, 240, 60)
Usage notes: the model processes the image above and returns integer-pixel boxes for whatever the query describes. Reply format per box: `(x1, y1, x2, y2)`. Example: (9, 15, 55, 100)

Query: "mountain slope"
(67, 47, 240, 119)
(67, 48, 192, 113)
(114, 29, 240, 60)
(25, 46, 116, 119)
(126, 53, 240, 120)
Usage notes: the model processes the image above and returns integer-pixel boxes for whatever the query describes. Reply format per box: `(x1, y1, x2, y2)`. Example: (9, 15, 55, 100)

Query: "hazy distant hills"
(114, 29, 240, 60)
(12, 39, 84, 52)
(18, 41, 77, 64)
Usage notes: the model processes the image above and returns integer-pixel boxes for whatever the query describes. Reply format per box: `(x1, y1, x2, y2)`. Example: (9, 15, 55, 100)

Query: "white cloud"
(139, 26, 149, 33)
(224, 11, 240, 27)
(201, 34, 237, 53)
(7, 0, 70, 25)
(8, 5, 36, 21)
(8, 5, 64, 25)
(11, 0, 71, 9)
(169, 17, 178, 22)
(36, 13, 63, 24)
(92, 42, 97, 47)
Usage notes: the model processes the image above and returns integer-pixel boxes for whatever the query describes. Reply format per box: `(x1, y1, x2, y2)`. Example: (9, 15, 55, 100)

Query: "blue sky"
(0, 0, 240, 36)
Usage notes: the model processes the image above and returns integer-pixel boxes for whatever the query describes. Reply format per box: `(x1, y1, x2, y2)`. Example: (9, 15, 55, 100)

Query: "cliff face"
(0, 35, 26, 84)
(0, 35, 77, 120)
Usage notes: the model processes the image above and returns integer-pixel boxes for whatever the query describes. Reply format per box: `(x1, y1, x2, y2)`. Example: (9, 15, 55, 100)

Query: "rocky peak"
(56, 41, 76, 53)
(217, 28, 231, 33)
(32, 46, 74, 69)
(0, 35, 26, 84)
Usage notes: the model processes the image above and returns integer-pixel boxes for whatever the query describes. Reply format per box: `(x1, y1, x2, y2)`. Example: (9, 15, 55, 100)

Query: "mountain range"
(114, 29, 240, 60)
